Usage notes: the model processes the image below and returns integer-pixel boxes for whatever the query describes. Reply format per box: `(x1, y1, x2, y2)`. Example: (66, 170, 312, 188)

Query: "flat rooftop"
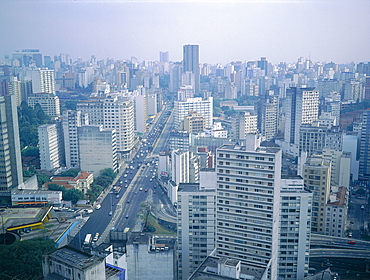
(48, 246, 104, 270)
(189, 255, 266, 280)
(127, 232, 176, 250)
(0, 207, 51, 231)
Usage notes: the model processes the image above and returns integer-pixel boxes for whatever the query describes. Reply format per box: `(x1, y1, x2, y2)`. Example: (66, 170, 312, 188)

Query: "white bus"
(83, 233, 92, 248)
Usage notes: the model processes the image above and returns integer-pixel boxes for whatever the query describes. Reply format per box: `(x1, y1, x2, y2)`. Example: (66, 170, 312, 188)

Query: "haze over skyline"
(0, 0, 369, 65)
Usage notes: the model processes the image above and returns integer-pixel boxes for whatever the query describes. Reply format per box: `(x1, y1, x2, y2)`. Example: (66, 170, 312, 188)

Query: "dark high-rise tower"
(183, 44, 200, 94)
(359, 109, 370, 180)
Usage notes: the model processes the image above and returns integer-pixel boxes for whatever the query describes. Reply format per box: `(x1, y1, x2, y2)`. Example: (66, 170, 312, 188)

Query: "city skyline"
(1, 0, 369, 65)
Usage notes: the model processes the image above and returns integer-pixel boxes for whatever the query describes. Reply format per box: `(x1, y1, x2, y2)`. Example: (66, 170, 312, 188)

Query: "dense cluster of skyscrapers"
(0, 45, 370, 279)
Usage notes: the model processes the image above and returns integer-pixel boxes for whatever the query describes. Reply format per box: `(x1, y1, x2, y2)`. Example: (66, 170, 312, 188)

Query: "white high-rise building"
(131, 87, 147, 134)
(28, 93, 60, 117)
(322, 148, 351, 189)
(31, 69, 55, 94)
(284, 87, 319, 145)
(230, 111, 258, 140)
(177, 85, 194, 102)
(302, 155, 331, 233)
(62, 110, 88, 169)
(38, 124, 60, 171)
(177, 183, 216, 280)
(76, 99, 104, 126)
(171, 149, 190, 185)
(146, 92, 158, 116)
(278, 177, 312, 280)
(174, 97, 213, 129)
(260, 92, 279, 141)
(78, 125, 118, 176)
(103, 96, 135, 153)
(216, 135, 282, 280)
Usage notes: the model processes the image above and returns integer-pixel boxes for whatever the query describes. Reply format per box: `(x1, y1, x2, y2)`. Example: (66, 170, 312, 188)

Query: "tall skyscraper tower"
(177, 183, 216, 280)
(284, 87, 319, 145)
(38, 124, 60, 171)
(359, 109, 370, 180)
(62, 110, 89, 169)
(257, 57, 268, 75)
(302, 155, 331, 233)
(160, 51, 169, 63)
(279, 177, 312, 279)
(216, 135, 282, 279)
(31, 69, 56, 94)
(183, 45, 200, 94)
(0, 94, 23, 192)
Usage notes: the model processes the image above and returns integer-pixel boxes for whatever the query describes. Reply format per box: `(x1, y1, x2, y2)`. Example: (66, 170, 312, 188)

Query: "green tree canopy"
(48, 184, 85, 204)
(18, 101, 50, 149)
(37, 174, 51, 187)
(21, 146, 39, 157)
(59, 169, 79, 177)
(0, 238, 55, 279)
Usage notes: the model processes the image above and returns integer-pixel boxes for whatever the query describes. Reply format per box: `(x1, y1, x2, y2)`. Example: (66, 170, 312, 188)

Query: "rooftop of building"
(188, 255, 266, 280)
(0, 206, 53, 230)
(11, 189, 61, 195)
(281, 175, 303, 180)
(327, 186, 347, 207)
(47, 246, 104, 270)
(127, 232, 176, 250)
(105, 263, 125, 278)
(178, 183, 216, 193)
(70, 171, 92, 181)
(218, 144, 280, 154)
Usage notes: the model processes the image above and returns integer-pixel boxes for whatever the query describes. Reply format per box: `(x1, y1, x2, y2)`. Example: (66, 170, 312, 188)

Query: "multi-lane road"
(70, 105, 176, 249)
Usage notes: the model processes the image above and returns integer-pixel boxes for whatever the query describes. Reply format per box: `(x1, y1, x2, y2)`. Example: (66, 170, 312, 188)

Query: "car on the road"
(95, 204, 101, 210)
(153, 191, 156, 194)
(108, 211, 112, 216)
(116, 195, 120, 199)
(139, 188, 143, 191)
(127, 200, 130, 203)
(348, 241, 356, 244)
(145, 189, 148, 192)
(93, 233, 99, 242)
(125, 215, 129, 219)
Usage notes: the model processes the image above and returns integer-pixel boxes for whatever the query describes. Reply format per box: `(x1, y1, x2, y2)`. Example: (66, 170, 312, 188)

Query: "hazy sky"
(0, 0, 369, 65)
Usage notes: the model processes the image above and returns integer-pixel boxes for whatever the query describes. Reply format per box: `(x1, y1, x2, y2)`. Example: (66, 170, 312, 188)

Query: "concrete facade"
(216, 140, 282, 280)
(174, 97, 213, 129)
(126, 233, 176, 280)
(38, 124, 60, 171)
(279, 178, 312, 280)
(78, 126, 118, 176)
(0, 94, 23, 192)
(177, 183, 216, 280)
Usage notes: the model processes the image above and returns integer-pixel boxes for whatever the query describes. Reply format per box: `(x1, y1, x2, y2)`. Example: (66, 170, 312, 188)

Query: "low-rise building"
(42, 246, 106, 280)
(11, 190, 62, 205)
(44, 171, 93, 195)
